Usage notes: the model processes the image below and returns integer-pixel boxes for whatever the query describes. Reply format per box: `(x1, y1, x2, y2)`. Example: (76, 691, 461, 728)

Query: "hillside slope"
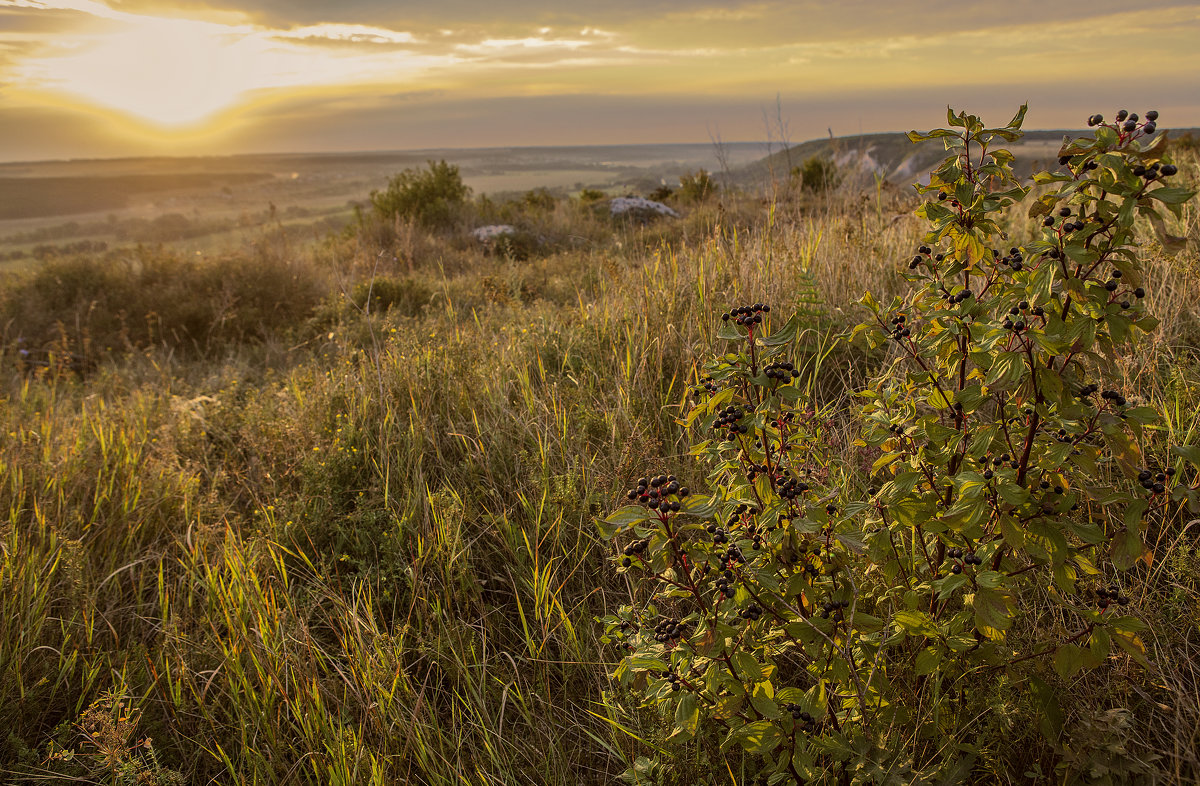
(736, 127, 1200, 188)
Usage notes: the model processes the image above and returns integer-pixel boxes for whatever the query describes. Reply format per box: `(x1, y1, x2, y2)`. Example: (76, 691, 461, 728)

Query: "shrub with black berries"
(599, 106, 1199, 784)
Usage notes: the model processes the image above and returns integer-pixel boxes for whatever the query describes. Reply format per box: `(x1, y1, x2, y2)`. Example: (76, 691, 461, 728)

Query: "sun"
(12, 7, 445, 133)
(19, 15, 283, 128)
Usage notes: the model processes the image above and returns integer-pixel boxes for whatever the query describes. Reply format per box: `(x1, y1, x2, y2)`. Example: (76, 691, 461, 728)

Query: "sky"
(0, 0, 1198, 161)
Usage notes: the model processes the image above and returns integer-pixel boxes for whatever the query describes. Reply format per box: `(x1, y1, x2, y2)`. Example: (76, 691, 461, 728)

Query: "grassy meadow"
(1, 142, 1199, 785)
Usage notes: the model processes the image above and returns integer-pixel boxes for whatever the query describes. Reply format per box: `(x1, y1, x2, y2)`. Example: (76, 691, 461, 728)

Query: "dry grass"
(1, 156, 1197, 784)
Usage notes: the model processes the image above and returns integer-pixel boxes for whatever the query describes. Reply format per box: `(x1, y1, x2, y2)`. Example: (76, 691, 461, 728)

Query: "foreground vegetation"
(1, 111, 1198, 785)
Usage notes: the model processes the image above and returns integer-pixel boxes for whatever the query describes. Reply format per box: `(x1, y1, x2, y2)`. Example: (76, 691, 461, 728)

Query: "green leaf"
(851, 612, 884, 632)
(682, 494, 720, 518)
(717, 323, 745, 341)
(1006, 103, 1028, 129)
(972, 586, 1016, 639)
(927, 387, 952, 410)
(750, 682, 780, 719)
(1028, 194, 1058, 219)
(712, 693, 744, 720)
(726, 720, 782, 754)
(998, 483, 1030, 508)
(731, 651, 764, 683)
(1146, 186, 1197, 206)
(598, 506, 649, 537)
(985, 352, 1024, 388)
(915, 646, 943, 676)
(1110, 528, 1147, 570)
(1053, 644, 1089, 678)
(937, 573, 969, 599)
(1111, 630, 1149, 667)
(1102, 426, 1143, 479)
(759, 315, 800, 347)
(672, 693, 699, 741)
(893, 609, 940, 638)
(1030, 676, 1064, 742)
(908, 128, 959, 142)
(626, 655, 669, 672)
(1173, 445, 1200, 469)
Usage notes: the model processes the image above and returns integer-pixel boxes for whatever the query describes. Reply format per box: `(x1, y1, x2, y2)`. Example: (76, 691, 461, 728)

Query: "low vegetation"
(0, 107, 1197, 785)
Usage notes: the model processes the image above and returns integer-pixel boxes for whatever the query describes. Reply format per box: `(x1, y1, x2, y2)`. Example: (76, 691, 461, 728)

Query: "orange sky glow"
(1, 0, 1198, 160)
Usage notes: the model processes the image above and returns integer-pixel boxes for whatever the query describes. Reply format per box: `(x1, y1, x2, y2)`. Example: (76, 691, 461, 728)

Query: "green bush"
(0, 245, 325, 357)
(649, 185, 675, 202)
(370, 159, 471, 229)
(678, 169, 717, 203)
(522, 188, 557, 213)
(794, 155, 841, 193)
(349, 276, 431, 317)
(601, 106, 1197, 783)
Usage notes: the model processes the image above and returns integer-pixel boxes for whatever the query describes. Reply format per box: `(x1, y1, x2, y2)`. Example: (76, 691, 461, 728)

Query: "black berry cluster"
(791, 542, 821, 576)
(941, 288, 973, 305)
(619, 537, 649, 568)
(908, 244, 935, 269)
(625, 474, 689, 511)
(739, 603, 763, 621)
(1099, 389, 1128, 408)
(988, 452, 1020, 471)
(691, 375, 718, 398)
(779, 475, 809, 501)
(720, 303, 770, 326)
(763, 360, 799, 381)
(653, 617, 688, 644)
(1093, 585, 1130, 609)
(714, 404, 749, 434)
(707, 525, 730, 545)
(713, 568, 736, 599)
(782, 703, 819, 731)
(1001, 314, 1027, 333)
(1132, 161, 1176, 180)
(658, 669, 685, 691)
(1007, 300, 1044, 319)
(997, 246, 1026, 271)
(1137, 467, 1173, 496)
(945, 547, 982, 574)
(1084, 108, 1159, 139)
(818, 599, 848, 619)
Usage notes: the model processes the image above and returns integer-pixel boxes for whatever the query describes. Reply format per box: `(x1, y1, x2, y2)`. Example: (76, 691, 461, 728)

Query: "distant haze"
(1, 0, 1198, 162)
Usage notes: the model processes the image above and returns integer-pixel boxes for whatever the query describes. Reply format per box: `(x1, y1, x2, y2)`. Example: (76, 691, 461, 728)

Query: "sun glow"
(12, 7, 443, 129)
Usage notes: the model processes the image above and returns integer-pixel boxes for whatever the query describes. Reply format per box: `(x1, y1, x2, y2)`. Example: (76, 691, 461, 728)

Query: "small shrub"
(678, 169, 716, 203)
(649, 185, 675, 202)
(522, 188, 557, 213)
(794, 155, 841, 193)
(0, 245, 325, 357)
(349, 276, 431, 317)
(370, 159, 471, 229)
(601, 106, 1197, 783)
(45, 693, 184, 786)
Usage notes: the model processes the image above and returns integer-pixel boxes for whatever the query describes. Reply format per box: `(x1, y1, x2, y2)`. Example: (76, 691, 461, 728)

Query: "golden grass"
(1, 158, 1198, 783)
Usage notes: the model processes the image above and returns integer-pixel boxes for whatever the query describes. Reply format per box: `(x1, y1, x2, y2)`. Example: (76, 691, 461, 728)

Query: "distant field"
(0, 142, 767, 261)
(0, 172, 274, 220)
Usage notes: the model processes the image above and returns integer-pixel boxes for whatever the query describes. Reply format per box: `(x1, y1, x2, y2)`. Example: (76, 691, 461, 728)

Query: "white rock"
(471, 224, 516, 241)
(609, 197, 678, 218)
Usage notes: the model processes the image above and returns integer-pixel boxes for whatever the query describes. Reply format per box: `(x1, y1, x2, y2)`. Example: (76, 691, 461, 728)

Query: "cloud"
(272, 23, 419, 47)
(0, 0, 1196, 161)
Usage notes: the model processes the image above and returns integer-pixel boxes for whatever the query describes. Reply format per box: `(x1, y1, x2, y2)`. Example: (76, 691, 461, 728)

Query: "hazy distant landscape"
(0, 143, 773, 265)
(14, 131, 1200, 269)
